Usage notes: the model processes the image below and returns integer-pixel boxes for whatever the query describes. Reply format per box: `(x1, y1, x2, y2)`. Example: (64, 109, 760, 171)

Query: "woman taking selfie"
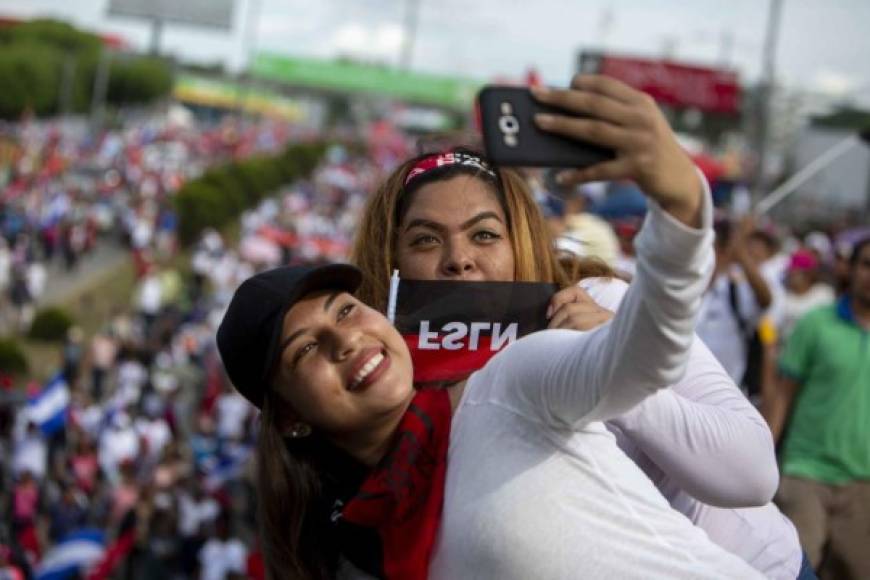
(217, 75, 765, 579)
(217, 199, 761, 579)
(350, 75, 806, 579)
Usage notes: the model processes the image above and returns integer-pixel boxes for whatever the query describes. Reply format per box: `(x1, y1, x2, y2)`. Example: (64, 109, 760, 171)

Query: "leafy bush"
(174, 142, 329, 245)
(108, 56, 174, 106)
(0, 337, 28, 375)
(28, 307, 75, 342)
(235, 156, 284, 199)
(174, 181, 228, 247)
(202, 166, 249, 210)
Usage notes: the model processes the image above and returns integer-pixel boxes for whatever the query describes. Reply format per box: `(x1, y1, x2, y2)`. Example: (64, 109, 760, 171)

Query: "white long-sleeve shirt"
(431, 193, 764, 579)
(582, 276, 802, 580)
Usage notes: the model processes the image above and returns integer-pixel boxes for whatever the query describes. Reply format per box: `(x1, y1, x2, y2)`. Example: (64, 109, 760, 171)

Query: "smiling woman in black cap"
(216, 83, 766, 579)
(218, 263, 450, 580)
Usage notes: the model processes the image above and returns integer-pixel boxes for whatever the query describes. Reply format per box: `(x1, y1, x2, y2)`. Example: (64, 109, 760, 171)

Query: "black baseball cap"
(216, 263, 363, 409)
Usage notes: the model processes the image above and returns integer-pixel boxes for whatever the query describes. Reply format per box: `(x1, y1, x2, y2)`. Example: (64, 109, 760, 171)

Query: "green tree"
(0, 19, 173, 119)
(0, 19, 102, 55)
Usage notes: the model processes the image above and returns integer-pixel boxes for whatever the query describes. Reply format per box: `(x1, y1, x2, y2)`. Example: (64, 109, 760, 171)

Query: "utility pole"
(597, 6, 614, 50)
(236, 0, 263, 117)
(148, 16, 164, 56)
(753, 0, 785, 201)
(660, 35, 679, 60)
(58, 54, 77, 116)
(91, 48, 112, 128)
(718, 29, 734, 68)
(400, 0, 420, 70)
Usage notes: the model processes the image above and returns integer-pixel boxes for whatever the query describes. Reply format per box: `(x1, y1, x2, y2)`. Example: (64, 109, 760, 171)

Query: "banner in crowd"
(252, 52, 483, 110)
(578, 51, 741, 114)
(393, 280, 556, 384)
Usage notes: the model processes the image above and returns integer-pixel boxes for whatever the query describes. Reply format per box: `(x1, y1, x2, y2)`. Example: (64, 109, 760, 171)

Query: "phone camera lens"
(499, 115, 519, 135)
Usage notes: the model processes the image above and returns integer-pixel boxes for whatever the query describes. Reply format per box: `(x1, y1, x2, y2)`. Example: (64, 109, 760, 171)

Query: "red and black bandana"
(332, 388, 452, 579)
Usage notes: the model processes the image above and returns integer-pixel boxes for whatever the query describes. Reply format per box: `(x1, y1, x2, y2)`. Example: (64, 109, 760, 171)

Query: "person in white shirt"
(135, 409, 172, 463)
(218, 197, 764, 579)
(136, 266, 163, 335)
(429, 186, 760, 580)
(215, 385, 251, 441)
(12, 421, 48, 481)
(98, 412, 140, 485)
(350, 79, 805, 577)
(581, 276, 801, 579)
(179, 479, 221, 539)
(696, 218, 783, 384)
(25, 261, 46, 303)
(218, 76, 769, 579)
(198, 516, 247, 580)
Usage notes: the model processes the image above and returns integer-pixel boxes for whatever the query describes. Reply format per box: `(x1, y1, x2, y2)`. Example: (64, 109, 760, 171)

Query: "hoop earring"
(289, 423, 312, 439)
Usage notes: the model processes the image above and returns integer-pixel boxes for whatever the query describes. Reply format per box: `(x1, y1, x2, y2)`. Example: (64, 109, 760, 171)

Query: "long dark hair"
(256, 390, 340, 580)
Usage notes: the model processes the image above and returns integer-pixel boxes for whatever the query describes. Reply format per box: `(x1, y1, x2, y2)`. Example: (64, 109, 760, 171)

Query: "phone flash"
(500, 102, 513, 115)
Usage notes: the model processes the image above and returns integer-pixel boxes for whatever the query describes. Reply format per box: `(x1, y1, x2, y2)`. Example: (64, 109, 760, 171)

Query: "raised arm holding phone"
(349, 74, 806, 579)
(214, 75, 807, 580)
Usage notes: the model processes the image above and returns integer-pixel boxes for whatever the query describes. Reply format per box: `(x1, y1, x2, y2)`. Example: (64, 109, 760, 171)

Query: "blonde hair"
(350, 148, 612, 311)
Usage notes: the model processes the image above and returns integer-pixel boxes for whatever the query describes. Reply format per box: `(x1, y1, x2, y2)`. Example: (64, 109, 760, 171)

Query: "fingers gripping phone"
(478, 86, 615, 168)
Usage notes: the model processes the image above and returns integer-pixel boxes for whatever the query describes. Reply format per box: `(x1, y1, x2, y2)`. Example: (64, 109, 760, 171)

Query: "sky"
(2, 0, 869, 105)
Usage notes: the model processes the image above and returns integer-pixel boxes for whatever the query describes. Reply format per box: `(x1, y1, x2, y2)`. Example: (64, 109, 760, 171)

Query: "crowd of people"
(0, 109, 297, 334)
(0, 145, 391, 579)
(1, 81, 868, 579)
(536, 164, 869, 580)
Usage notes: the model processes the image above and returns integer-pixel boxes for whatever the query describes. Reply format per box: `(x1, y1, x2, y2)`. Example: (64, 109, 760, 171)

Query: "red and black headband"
(404, 151, 496, 188)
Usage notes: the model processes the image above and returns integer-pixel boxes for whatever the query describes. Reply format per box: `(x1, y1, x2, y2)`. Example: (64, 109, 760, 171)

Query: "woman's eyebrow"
(460, 211, 502, 230)
(279, 292, 341, 354)
(403, 218, 444, 233)
(280, 329, 306, 354)
(403, 211, 502, 233)
(323, 291, 340, 312)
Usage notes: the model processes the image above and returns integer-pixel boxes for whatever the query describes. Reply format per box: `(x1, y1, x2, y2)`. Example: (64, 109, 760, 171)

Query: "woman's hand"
(547, 285, 614, 331)
(532, 75, 703, 227)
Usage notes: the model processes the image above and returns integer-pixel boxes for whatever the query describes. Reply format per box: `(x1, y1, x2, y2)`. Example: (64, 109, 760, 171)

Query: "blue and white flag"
(27, 373, 70, 436)
(36, 528, 106, 580)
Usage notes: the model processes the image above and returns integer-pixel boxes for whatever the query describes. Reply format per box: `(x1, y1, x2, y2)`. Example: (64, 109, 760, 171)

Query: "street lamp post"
(400, 0, 421, 70)
(753, 0, 785, 201)
(754, 131, 870, 216)
(236, 0, 263, 117)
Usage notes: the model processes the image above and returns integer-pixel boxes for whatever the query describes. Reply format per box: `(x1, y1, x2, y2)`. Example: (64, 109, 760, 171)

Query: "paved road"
(38, 240, 129, 306)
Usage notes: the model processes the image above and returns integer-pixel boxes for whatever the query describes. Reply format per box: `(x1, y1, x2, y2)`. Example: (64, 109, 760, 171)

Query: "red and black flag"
(393, 280, 557, 384)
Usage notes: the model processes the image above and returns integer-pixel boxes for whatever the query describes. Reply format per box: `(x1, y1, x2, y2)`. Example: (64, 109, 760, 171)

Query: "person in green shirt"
(766, 236, 870, 580)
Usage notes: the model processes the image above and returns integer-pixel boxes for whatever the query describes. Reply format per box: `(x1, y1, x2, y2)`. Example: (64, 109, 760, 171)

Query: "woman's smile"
(348, 348, 390, 392)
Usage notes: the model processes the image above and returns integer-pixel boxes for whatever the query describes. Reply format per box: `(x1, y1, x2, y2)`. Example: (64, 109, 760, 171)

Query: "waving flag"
(36, 529, 106, 580)
(393, 280, 556, 384)
(27, 373, 70, 436)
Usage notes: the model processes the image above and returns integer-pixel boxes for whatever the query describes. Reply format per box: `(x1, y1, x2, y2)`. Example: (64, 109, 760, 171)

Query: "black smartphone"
(478, 85, 615, 168)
